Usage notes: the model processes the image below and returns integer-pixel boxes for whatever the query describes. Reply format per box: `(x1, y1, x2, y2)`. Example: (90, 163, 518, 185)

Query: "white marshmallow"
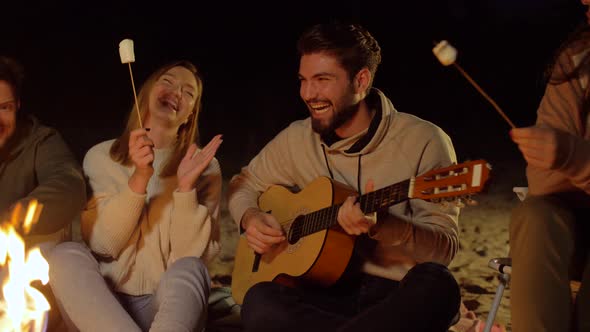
(433, 40, 457, 66)
(119, 39, 135, 64)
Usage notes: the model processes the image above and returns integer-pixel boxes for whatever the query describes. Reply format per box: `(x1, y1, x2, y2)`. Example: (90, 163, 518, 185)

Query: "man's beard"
(311, 102, 360, 137)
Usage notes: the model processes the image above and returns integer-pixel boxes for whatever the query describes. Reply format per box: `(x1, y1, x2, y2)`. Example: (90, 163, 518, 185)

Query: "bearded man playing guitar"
(228, 22, 465, 332)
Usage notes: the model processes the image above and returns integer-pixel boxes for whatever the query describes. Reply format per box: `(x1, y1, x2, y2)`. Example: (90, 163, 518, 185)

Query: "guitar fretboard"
(288, 179, 411, 242)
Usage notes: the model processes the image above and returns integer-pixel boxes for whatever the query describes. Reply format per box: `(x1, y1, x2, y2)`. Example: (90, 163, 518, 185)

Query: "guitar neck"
(288, 179, 411, 241)
(286, 159, 490, 244)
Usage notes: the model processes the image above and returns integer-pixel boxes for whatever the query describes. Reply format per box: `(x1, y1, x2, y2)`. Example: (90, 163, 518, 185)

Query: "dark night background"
(1, 0, 585, 181)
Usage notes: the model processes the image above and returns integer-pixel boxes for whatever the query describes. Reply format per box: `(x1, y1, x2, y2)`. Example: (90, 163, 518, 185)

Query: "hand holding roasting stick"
(433, 40, 516, 129)
(119, 39, 143, 128)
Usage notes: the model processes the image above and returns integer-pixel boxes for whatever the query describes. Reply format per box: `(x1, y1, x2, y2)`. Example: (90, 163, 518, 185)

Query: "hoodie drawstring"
(321, 144, 363, 194)
(321, 144, 335, 180)
(357, 154, 362, 194)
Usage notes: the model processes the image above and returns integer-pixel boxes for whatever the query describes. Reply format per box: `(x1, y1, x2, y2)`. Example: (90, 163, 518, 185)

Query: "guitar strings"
(293, 180, 411, 239)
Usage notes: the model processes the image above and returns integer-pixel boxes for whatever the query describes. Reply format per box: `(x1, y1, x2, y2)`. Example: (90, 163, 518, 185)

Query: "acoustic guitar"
(231, 159, 491, 304)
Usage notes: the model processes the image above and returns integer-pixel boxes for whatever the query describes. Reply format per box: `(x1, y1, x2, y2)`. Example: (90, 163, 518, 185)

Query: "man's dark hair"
(0, 56, 25, 100)
(297, 22, 382, 86)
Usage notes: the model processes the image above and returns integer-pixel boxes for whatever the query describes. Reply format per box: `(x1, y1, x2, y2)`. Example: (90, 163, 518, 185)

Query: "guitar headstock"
(410, 159, 491, 206)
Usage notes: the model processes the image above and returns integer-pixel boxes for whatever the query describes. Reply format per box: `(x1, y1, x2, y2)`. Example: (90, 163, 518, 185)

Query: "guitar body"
(231, 176, 356, 305)
(230, 160, 492, 305)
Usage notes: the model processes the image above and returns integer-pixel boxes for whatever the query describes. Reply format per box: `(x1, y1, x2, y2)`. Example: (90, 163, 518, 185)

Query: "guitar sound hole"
(287, 215, 304, 244)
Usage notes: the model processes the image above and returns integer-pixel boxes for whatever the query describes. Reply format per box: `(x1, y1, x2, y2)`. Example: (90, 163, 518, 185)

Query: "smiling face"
(147, 66, 198, 128)
(0, 80, 18, 149)
(299, 52, 362, 136)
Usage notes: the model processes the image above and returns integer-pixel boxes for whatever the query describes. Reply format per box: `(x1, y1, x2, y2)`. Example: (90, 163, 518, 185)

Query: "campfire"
(0, 200, 50, 332)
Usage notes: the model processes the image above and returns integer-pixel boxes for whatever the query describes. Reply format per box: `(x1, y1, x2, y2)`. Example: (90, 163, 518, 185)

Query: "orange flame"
(0, 200, 50, 332)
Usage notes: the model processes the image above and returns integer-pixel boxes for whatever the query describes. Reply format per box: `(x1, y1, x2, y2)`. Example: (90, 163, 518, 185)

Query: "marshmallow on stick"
(119, 39, 135, 63)
(433, 40, 516, 129)
(432, 40, 457, 66)
(119, 39, 143, 128)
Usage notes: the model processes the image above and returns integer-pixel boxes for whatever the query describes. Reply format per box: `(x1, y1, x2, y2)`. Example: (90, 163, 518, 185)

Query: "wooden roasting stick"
(433, 40, 516, 129)
(119, 39, 143, 128)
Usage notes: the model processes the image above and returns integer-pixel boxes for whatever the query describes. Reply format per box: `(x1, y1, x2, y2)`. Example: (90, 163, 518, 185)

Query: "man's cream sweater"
(229, 89, 460, 281)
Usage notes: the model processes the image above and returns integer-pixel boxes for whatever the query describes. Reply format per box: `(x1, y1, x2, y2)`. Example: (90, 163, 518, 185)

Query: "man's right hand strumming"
(241, 207, 286, 254)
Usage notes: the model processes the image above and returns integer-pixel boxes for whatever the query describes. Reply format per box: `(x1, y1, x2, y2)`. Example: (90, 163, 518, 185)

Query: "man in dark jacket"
(0, 55, 87, 331)
(0, 55, 86, 250)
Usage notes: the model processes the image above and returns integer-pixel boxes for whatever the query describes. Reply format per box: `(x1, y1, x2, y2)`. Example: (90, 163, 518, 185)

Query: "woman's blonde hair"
(109, 60, 203, 177)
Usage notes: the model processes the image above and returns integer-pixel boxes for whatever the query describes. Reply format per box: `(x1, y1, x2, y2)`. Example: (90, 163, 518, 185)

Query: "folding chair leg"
(483, 273, 510, 332)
